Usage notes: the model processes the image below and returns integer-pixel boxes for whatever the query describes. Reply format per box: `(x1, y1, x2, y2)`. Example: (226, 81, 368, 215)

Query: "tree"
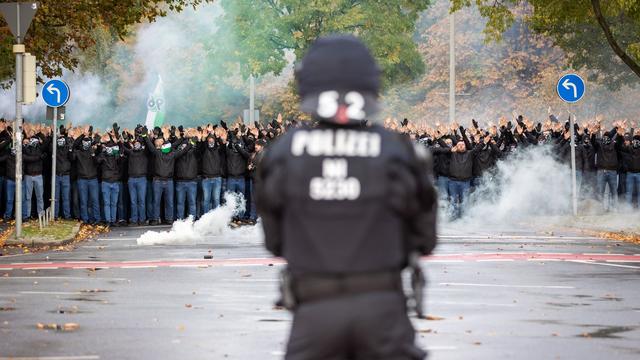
(0, 0, 208, 87)
(450, 0, 640, 90)
(218, 0, 432, 88)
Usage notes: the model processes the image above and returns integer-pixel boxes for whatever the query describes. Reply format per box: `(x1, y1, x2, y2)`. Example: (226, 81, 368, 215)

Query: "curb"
(4, 223, 82, 247)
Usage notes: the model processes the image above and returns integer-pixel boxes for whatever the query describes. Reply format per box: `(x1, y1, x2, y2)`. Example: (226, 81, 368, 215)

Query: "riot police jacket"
(199, 140, 226, 178)
(256, 123, 437, 276)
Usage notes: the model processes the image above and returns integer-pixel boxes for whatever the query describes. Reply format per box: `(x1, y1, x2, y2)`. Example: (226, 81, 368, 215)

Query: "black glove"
(472, 119, 479, 129)
(220, 121, 228, 130)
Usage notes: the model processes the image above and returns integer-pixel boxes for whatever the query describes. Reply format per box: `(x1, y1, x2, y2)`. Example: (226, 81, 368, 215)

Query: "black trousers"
(286, 291, 426, 360)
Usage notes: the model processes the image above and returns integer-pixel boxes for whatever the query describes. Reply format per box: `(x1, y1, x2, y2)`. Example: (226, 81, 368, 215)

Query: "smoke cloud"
(137, 192, 246, 246)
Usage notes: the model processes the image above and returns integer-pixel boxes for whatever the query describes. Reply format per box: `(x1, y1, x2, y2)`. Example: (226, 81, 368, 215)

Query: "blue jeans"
(4, 179, 24, 220)
(77, 178, 100, 223)
(626, 172, 640, 208)
(55, 175, 71, 219)
(23, 175, 44, 218)
(117, 182, 126, 222)
(176, 180, 197, 219)
(597, 169, 618, 210)
(448, 180, 471, 219)
(101, 181, 120, 224)
(153, 179, 174, 222)
(128, 177, 147, 223)
(201, 177, 223, 213)
(146, 179, 154, 220)
(248, 179, 257, 221)
(437, 176, 450, 200)
(227, 177, 246, 196)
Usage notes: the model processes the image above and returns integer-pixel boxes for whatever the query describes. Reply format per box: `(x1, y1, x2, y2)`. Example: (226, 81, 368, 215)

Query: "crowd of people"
(392, 113, 640, 219)
(0, 110, 637, 226)
(0, 117, 280, 226)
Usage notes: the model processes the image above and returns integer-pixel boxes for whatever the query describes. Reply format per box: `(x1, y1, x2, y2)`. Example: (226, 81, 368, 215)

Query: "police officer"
(256, 35, 437, 360)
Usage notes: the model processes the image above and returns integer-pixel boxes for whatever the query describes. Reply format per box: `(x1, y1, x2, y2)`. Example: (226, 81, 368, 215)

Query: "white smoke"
(137, 192, 246, 246)
(447, 145, 573, 227)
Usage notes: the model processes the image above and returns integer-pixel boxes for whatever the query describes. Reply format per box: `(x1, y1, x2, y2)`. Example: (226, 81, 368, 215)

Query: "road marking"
(0, 356, 100, 360)
(2, 253, 638, 271)
(0, 268, 14, 271)
(439, 282, 574, 289)
(120, 265, 158, 269)
(19, 291, 83, 295)
(0, 276, 129, 281)
(429, 300, 517, 307)
(569, 260, 640, 269)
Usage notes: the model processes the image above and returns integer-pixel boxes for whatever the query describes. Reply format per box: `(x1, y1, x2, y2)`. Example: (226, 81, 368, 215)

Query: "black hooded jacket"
(199, 138, 226, 178)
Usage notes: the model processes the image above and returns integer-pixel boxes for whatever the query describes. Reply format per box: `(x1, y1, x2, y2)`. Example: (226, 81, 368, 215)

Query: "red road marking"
(1, 253, 639, 271)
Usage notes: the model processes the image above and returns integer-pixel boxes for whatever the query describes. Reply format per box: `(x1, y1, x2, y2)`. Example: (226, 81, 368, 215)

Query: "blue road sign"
(556, 74, 585, 103)
(42, 79, 70, 108)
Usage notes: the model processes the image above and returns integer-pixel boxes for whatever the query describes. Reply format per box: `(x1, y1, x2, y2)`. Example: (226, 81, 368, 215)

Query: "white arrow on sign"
(46, 83, 61, 103)
(562, 79, 578, 98)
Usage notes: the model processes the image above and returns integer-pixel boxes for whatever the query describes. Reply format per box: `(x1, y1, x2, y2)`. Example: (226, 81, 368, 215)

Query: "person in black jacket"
(225, 130, 250, 217)
(434, 126, 478, 219)
(174, 131, 200, 220)
(52, 127, 73, 219)
(123, 134, 149, 226)
(199, 128, 227, 213)
(593, 126, 623, 210)
(72, 130, 101, 224)
(622, 133, 640, 208)
(142, 129, 190, 225)
(0, 137, 19, 220)
(22, 132, 49, 219)
(96, 136, 123, 226)
(246, 139, 265, 224)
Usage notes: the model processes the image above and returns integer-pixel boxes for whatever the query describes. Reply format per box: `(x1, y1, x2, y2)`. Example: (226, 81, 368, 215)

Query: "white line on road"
(439, 282, 575, 289)
(428, 301, 517, 307)
(0, 356, 100, 360)
(19, 291, 82, 295)
(569, 260, 640, 269)
(0, 276, 129, 281)
(66, 261, 107, 264)
(477, 259, 514, 262)
(0, 268, 14, 270)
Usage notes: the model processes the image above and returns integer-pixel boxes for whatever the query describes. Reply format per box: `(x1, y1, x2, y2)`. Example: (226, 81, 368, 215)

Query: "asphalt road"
(1, 222, 639, 360)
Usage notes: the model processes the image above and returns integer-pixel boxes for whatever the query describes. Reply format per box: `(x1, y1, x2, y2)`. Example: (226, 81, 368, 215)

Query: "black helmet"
(295, 35, 381, 125)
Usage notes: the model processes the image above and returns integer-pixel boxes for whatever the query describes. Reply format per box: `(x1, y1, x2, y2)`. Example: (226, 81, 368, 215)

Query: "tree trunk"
(590, 0, 640, 79)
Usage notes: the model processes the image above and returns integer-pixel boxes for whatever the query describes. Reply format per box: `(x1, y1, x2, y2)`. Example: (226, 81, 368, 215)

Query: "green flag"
(145, 75, 165, 128)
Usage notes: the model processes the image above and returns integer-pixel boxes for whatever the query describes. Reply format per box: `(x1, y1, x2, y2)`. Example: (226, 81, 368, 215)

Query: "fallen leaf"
(63, 323, 79, 331)
(185, 304, 192, 308)
(473, 341, 482, 345)
(417, 329, 432, 333)
(424, 315, 445, 321)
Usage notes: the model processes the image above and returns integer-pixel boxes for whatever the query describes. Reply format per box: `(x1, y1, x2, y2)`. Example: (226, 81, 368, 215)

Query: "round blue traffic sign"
(42, 79, 70, 108)
(556, 74, 585, 103)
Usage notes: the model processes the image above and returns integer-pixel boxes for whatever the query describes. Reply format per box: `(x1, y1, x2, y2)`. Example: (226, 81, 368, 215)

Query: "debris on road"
(424, 315, 445, 321)
(36, 322, 80, 332)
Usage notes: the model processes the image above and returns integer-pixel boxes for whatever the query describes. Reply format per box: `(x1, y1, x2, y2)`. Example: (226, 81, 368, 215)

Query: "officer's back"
(257, 35, 437, 360)
(261, 123, 434, 275)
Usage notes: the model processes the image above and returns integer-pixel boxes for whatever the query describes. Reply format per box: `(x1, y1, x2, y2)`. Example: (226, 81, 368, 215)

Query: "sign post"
(556, 73, 586, 216)
(0, 2, 39, 238)
(42, 79, 70, 221)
